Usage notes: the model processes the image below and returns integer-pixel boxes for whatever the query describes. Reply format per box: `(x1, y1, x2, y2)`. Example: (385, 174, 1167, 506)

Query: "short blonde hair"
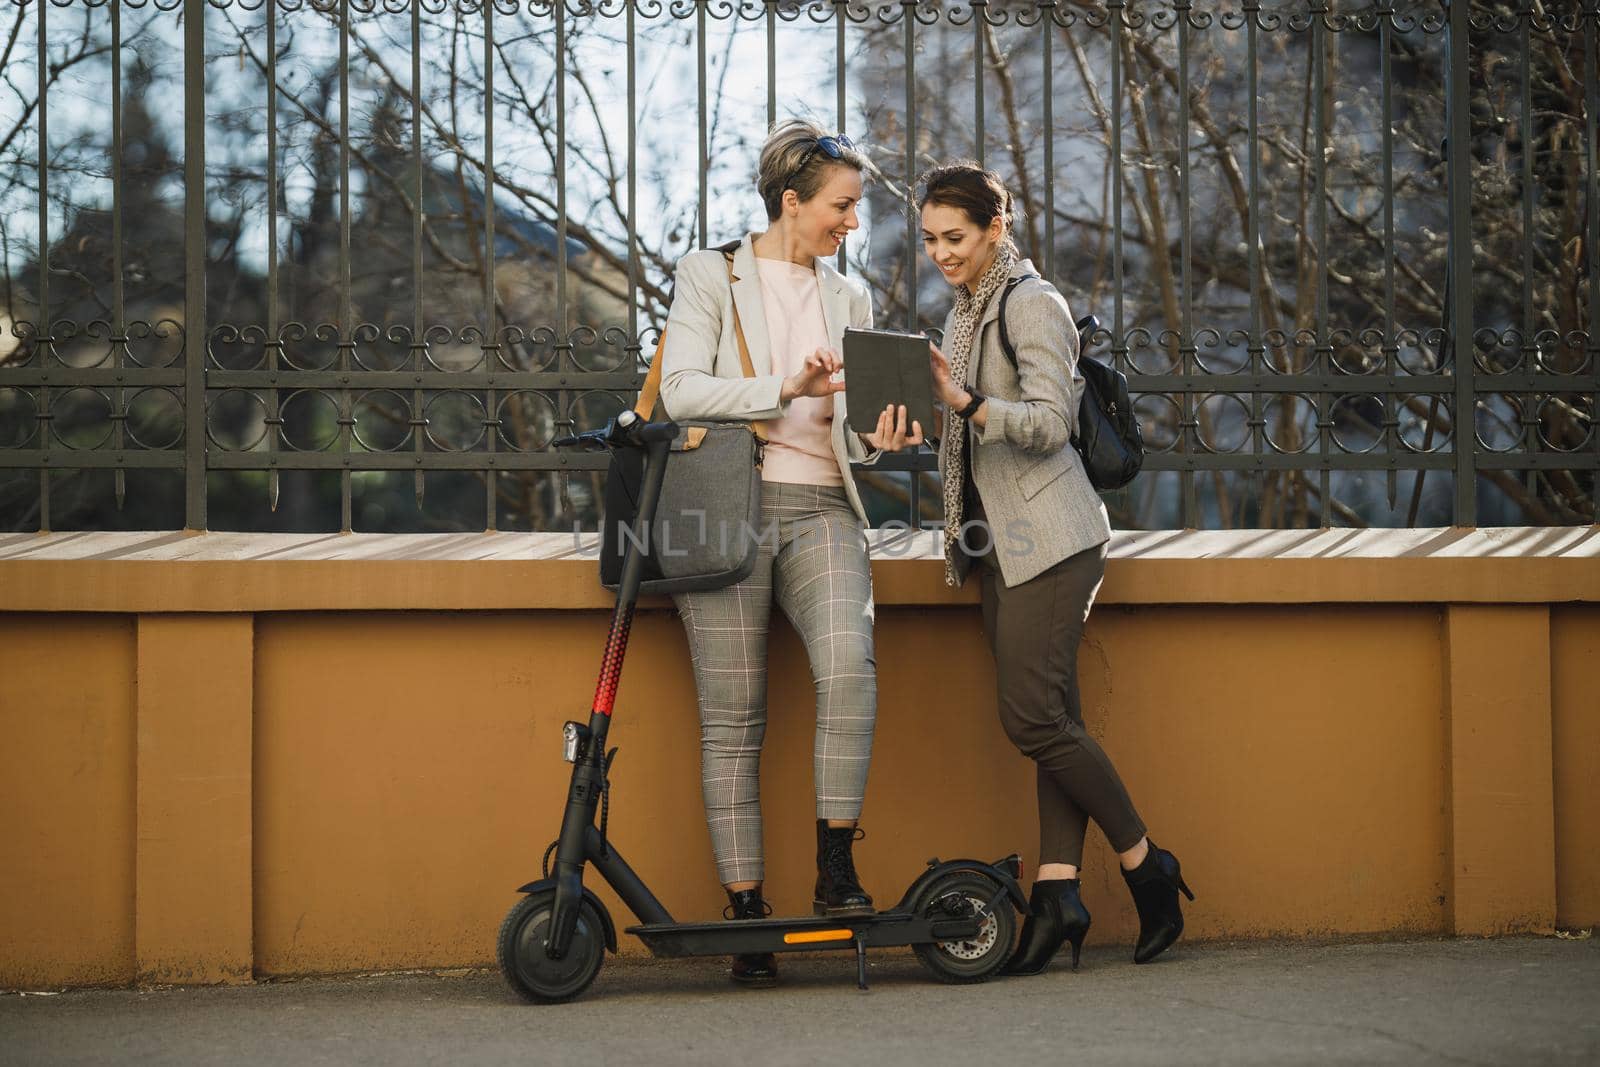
(756, 118, 872, 221)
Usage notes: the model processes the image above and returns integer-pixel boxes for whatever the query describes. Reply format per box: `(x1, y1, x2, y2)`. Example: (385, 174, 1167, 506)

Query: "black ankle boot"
(1003, 879, 1091, 975)
(1122, 841, 1195, 964)
(813, 820, 874, 917)
(724, 888, 777, 986)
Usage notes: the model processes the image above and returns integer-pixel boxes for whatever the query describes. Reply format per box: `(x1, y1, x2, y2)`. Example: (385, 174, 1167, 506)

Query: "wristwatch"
(956, 389, 987, 420)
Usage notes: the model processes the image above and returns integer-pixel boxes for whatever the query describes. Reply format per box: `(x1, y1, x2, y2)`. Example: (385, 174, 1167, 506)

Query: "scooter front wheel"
(911, 870, 1017, 984)
(497, 890, 607, 1003)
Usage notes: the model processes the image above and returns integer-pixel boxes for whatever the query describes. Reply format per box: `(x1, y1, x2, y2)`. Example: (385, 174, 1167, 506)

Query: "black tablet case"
(842, 327, 937, 436)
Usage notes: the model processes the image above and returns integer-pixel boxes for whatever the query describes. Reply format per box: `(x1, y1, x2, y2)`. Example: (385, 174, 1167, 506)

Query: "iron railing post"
(1446, 0, 1476, 525)
(1586, 0, 1600, 522)
(184, 0, 207, 530)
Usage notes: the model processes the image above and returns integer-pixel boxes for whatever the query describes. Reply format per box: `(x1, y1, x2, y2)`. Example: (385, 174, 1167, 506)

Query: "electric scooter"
(497, 408, 1028, 1003)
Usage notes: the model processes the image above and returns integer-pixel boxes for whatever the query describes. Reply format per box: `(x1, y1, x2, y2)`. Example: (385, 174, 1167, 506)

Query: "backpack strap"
(632, 244, 767, 443)
(996, 272, 1041, 369)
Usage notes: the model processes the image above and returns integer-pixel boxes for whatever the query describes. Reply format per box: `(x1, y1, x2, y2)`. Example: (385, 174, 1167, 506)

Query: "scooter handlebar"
(627, 416, 679, 447)
(551, 410, 678, 452)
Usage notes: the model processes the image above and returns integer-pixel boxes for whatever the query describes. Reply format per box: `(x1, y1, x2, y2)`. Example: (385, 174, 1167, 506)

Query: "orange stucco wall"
(235, 605, 1462, 976)
(1, 541, 1594, 988)
(0, 616, 136, 988)
(1073, 606, 1451, 941)
(1552, 606, 1600, 930)
(135, 615, 255, 984)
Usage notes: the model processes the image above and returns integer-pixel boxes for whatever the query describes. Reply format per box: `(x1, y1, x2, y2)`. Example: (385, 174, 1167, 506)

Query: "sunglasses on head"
(785, 134, 854, 191)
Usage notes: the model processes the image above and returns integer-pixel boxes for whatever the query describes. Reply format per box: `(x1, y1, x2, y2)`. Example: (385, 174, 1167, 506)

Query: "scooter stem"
(590, 431, 672, 719)
(548, 428, 673, 959)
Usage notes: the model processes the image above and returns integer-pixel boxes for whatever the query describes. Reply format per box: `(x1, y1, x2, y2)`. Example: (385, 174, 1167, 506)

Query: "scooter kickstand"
(854, 935, 869, 992)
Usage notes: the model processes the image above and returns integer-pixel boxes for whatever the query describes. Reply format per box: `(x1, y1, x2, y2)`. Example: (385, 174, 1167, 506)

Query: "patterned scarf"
(939, 245, 1017, 587)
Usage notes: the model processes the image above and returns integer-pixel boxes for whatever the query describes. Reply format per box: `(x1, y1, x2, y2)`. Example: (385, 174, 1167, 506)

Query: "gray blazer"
(659, 234, 881, 524)
(943, 258, 1112, 588)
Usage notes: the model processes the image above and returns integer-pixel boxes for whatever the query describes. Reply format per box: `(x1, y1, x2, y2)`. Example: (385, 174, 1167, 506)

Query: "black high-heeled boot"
(813, 820, 874, 917)
(724, 888, 777, 986)
(1122, 840, 1195, 964)
(1002, 879, 1092, 975)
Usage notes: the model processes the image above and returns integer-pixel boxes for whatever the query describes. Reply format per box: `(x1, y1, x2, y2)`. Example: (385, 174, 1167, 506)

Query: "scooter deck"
(626, 909, 981, 958)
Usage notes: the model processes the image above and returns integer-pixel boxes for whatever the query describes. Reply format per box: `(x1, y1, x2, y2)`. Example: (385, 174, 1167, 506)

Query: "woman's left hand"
(928, 342, 968, 409)
(861, 404, 924, 453)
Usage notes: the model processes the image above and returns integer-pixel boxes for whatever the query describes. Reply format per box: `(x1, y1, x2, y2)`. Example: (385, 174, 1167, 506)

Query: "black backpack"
(998, 275, 1144, 492)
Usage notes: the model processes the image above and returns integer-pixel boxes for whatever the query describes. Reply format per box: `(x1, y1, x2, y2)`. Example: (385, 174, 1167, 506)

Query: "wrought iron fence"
(0, 0, 1595, 533)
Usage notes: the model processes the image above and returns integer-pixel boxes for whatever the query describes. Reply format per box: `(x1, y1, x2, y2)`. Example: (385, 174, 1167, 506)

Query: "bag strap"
(632, 334, 668, 419)
(632, 249, 767, 443)
(720, 252, 768, 442)
(1000, 272, 1093, 448)
(996, 273, 1039, 369)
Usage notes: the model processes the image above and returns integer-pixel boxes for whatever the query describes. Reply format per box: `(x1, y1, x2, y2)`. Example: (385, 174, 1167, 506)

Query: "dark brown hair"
(916, 161, 1017, 250)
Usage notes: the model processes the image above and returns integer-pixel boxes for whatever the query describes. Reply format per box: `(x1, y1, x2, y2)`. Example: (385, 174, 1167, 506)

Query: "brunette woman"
(919, 161, 1193, 972)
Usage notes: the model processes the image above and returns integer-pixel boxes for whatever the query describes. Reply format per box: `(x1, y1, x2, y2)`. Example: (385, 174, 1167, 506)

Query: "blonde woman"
(919, 161, 1193, 973)
(658, 119, 922, 985)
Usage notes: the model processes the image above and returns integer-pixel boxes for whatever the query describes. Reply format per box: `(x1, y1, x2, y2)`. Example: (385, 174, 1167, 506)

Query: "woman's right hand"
(780, 347, 845, 403)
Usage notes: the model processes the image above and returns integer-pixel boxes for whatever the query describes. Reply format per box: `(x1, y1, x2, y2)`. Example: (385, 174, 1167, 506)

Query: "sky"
(1, 3, 892, 288)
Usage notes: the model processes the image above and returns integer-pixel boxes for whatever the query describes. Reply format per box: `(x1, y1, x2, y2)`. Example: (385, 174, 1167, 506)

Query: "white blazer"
(658, 233, 883, 525)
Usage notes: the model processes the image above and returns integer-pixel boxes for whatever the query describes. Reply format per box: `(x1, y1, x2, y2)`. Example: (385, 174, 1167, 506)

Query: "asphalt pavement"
(3, 936, 1597, 1066)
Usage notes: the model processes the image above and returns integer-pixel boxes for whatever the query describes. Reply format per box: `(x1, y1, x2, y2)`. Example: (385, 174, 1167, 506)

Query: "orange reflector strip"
(782, 929, 855, 945)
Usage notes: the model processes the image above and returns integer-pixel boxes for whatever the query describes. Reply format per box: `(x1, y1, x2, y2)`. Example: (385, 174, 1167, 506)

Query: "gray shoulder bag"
(599, 252, 767, 594)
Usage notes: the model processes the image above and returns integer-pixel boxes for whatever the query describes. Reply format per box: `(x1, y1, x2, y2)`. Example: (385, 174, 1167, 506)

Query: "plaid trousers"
(671, 481, 878, 885)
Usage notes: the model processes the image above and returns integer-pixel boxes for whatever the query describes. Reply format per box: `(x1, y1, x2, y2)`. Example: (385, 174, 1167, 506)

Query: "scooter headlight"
(561, 721, 589, 763)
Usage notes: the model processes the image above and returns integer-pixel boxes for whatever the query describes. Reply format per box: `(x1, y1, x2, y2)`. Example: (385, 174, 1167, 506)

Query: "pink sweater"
(754, 258, 844, 487)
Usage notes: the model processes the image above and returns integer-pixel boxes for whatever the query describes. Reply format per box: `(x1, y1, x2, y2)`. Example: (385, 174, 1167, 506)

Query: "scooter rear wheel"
(497, 890, 607, 1003)
(911, 870, 1017, 984)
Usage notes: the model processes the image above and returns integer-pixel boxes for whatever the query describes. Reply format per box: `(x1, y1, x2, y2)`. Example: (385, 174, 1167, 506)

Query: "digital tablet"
(842, 327, 937, 437)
